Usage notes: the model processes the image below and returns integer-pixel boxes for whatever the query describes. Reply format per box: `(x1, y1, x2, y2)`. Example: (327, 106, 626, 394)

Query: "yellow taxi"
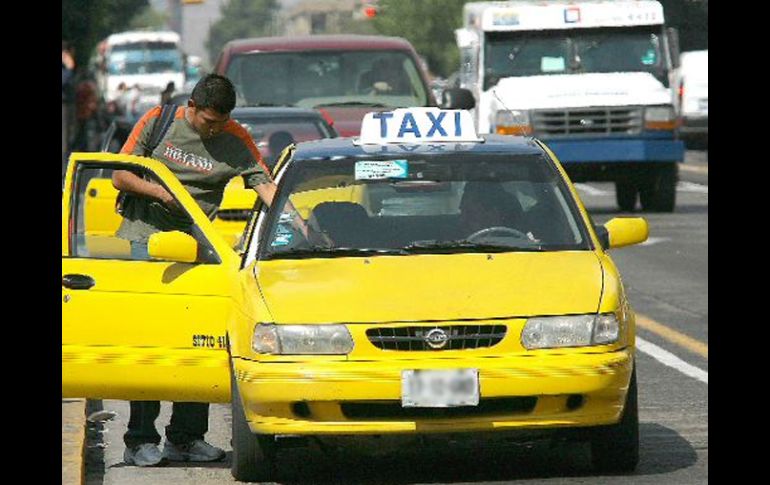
(63, 108, 648, 482)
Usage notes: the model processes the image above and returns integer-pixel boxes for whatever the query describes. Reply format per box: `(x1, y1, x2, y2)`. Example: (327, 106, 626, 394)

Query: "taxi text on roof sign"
(357, 108, 482, 145)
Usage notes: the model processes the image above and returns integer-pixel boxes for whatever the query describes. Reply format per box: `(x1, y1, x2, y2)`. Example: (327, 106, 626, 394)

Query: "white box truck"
(454, 0, 684, 211)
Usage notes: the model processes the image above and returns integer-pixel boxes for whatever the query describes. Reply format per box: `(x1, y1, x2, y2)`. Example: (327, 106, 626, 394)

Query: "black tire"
(590, 366, 639, 474)
(639, 163, 677, 212)
(615, 182, 638, 212)
(230, 367, 275, 482)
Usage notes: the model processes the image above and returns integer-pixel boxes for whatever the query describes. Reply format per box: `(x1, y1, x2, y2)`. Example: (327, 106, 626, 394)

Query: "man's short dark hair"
(191, 74, 236, 114)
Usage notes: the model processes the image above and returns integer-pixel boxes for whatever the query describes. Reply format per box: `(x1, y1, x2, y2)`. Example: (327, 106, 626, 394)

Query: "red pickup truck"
(214, 35, 440, 136)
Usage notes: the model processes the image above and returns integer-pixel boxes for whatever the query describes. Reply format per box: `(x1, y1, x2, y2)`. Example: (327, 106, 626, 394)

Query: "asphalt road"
(84, 151, 708, 485)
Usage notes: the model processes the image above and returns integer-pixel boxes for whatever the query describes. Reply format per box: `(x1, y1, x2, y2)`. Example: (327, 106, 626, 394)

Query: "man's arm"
(252, 181, 310, 239)
(112, 170, 176, 206)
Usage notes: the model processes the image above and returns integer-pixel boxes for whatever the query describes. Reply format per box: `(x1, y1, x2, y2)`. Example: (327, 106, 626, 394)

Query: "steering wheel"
(466, 226, 529, 242)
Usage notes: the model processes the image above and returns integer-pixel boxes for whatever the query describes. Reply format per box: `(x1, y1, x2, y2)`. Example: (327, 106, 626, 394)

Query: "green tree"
(128, 5, 168, 30)
(372, 0, 468, 78)
(206, 0, 280, 66)
(62, 0, 149, 69)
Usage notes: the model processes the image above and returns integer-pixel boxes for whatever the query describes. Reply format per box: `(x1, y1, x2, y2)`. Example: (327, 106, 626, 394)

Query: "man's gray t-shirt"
(116, 105, 270, 243)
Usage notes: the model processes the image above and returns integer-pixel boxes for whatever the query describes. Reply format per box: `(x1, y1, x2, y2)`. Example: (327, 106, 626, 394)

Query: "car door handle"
(62, 274, 95, 290)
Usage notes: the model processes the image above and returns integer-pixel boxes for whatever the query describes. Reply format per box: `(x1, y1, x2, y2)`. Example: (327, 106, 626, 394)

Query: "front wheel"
(590, 366, 639, 473)
(639, 163, 678, 212)
(230, 366, 276, 482)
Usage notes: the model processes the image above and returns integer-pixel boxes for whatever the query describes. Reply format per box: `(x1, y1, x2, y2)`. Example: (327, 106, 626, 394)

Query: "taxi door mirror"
(148, 231, 199, 263)
(441, 88, 476, 110)
(604, 218, 649, 249)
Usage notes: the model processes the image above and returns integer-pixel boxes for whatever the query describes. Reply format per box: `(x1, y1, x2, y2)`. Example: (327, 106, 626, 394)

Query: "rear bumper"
(543, 136, 685, 163)
(234, 349, 634, 435)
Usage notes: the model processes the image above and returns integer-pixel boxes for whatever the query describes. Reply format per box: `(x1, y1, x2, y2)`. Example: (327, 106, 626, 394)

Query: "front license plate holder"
(401, 369, 479, 407)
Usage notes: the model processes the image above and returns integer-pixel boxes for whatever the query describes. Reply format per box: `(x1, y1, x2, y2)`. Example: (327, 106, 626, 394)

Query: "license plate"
(401, 369, 479, 407)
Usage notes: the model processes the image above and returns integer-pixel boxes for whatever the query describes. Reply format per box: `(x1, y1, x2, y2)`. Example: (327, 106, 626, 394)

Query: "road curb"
(62, 398, 86, 485)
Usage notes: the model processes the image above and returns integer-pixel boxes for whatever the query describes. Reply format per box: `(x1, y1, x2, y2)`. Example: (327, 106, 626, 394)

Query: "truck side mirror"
(441, 88, 476, 110)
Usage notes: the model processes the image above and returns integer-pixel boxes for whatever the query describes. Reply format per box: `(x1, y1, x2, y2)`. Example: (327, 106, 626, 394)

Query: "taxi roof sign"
(357, 108, 482, 145)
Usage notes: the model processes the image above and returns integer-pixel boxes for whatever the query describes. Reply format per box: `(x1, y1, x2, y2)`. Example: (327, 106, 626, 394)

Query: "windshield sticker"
(278, 211, 294, 224)
(355, 160, 408, 180)
(641, 50, 657, 65)
(271, 233, 293, 247)
(541, 57, 566, 72)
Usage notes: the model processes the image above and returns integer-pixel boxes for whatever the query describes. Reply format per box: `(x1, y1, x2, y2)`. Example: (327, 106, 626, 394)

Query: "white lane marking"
(636, 337, 708, 384)
(574, 183, 610, 196)
(677, 181, 708, 193)
(639, 237, 670, 246)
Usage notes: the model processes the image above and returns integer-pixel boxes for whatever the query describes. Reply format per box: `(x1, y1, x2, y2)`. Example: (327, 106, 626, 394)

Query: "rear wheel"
(590, 366, 639, 473)
(230, 367, 275, 482)
(639, 163, 677, 212)
(615, 182, 638, 212)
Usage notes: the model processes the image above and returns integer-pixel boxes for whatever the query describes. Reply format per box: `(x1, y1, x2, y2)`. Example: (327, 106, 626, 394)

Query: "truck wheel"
(230, 367, 275, 482)
(640, 163, 677, 212)
(590, 366, 639, 474)
(615, 182, 638, 212)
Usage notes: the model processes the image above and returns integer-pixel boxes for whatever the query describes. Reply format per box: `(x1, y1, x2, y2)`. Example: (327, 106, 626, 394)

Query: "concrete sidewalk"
(62, 399, 86, 485)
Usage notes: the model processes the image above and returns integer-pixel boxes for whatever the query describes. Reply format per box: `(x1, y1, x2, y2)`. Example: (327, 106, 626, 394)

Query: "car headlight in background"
(252, 324, 354, 355)
(644, 105, 677, 130)
(495, 109, 532, 135)
(521, 313, 620, 350)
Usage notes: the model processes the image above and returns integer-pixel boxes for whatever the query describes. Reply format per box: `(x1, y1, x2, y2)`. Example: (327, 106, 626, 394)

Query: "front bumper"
(543, 136, 685, 163)
(233, 349, 633, 435)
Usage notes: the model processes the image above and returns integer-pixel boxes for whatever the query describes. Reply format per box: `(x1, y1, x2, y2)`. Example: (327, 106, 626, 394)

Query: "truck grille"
(216, 209, 251, 221)
(366, 325, 507, 351)
(532, 106, 643, 138)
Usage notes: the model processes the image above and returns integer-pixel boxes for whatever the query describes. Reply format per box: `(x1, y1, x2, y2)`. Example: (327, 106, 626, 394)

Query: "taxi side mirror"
(148, 230, 199, 263)
(601, 218, 649, 249)
(441, 88, 476, 110)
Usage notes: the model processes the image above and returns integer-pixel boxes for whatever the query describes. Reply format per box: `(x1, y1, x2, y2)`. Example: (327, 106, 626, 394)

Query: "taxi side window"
(68, 164, 216, 263)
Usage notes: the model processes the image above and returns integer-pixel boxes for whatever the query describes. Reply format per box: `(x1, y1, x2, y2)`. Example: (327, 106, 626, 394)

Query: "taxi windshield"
(226, 50, 429, 109)
(259, 153, 591, 260)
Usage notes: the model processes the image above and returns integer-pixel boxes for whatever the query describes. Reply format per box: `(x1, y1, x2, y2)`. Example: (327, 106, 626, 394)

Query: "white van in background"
(674, 50, 708, 149)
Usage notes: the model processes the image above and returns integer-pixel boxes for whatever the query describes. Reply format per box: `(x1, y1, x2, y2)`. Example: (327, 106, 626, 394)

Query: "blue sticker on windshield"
(641, 49, 657, 65)
(355, 160, 408, 180)
(271, 232, 293, 247)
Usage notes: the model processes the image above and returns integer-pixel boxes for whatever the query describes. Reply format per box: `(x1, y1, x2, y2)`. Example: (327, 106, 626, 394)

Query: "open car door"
(62, 153, 240, 402)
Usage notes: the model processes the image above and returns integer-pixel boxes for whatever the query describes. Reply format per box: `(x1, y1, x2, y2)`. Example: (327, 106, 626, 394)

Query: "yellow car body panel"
(63, 153, 241, 403)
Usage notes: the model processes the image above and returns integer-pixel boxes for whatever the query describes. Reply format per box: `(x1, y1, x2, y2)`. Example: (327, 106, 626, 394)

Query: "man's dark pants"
(124, 401, 210, 448)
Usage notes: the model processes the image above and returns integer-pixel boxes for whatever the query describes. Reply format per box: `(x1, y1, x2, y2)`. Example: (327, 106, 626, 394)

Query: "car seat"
(307, 202, 371, 247)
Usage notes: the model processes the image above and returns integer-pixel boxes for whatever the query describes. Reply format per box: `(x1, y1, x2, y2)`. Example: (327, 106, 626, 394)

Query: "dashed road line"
(574, 183, 610, 196)
(636, 337, 708, 384)
(679, 164, 708, 175)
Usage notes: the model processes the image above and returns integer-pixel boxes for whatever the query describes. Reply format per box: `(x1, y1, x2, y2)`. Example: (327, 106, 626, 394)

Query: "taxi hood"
(255, 251, 604, 323)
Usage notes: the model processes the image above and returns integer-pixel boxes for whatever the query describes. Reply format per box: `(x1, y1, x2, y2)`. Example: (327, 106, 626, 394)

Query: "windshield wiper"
(314, 102, 389, 108)
(403, 239, 544, 253)
(265, 246, 408, 259)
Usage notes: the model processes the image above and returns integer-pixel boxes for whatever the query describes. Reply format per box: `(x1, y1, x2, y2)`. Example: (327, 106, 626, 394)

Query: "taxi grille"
(532, 106, 643, 138)
(216, 209, 251, 221)
(366, 325, 507, 351)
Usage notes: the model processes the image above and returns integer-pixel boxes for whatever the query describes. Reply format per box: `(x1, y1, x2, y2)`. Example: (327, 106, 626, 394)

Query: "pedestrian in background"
(70, 70, 100, 152)
(62, 41, 76, 176)
(160, 81, 176, 105)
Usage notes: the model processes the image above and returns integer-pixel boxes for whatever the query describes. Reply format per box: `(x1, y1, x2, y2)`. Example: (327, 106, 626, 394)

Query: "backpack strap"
(144, 103, 177, 157)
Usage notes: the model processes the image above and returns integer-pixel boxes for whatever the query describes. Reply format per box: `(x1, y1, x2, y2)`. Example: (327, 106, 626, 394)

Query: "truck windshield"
(484, 26, 665, 89)
(226, 50, 429, 109)
(108, 41, 184, 75)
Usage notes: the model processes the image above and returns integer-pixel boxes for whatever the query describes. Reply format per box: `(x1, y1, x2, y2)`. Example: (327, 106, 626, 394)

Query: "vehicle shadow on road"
(273, 423, 698, 484)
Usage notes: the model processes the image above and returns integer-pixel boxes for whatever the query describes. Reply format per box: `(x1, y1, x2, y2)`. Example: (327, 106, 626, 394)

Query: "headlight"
(252, 324, 354, 355)
(644, 106, 677, 130)
(494, 109, 531, 135)
(521, 313, 619, 350)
